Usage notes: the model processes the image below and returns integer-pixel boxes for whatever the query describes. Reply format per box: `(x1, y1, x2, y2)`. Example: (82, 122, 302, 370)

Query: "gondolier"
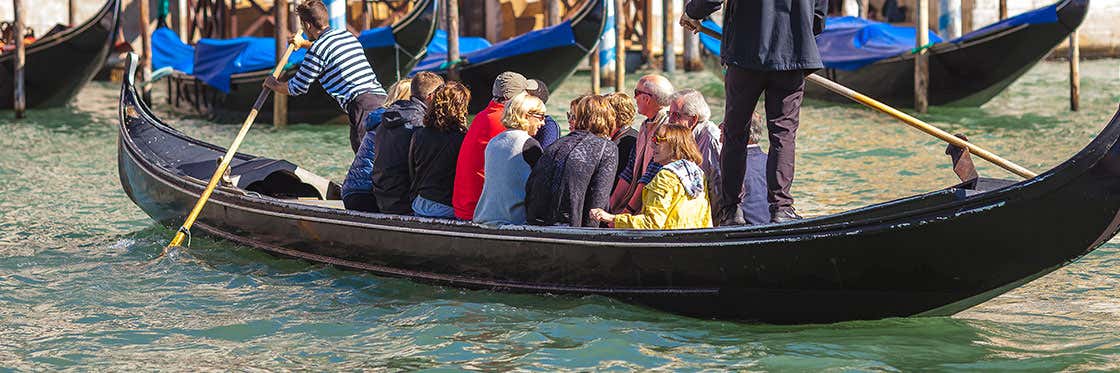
(264, 0, 388, 153)
(680, 0, 827, 225)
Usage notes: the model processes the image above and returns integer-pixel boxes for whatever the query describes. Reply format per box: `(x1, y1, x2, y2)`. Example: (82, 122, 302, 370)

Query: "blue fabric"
(190, 26, 394, 92)
(342, 107, 386, 198)
(951, 3, 1058, 42)
(739, 146, 771, 225)
(426, 29, 492, 55)
(412, 195, 456, 218)
(152, 27, 195, 74)
(699, 1, 1058, 71)
(413, 21, 577, 73)
(533, 115, 561, 149)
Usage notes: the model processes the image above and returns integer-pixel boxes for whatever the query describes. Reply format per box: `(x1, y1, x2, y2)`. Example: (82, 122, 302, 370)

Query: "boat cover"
(152, 26, 396, 93)
(414, 29, 492, 71)
(412, 20, 576, 73)
(699, 1, 1058, 71)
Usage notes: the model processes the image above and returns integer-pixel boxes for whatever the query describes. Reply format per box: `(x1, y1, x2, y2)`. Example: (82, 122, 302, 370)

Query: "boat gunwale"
(0, 0, 119, 62)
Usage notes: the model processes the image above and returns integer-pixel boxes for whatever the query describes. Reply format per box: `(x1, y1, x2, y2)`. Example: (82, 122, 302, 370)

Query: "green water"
(1, 60, 1118, 370)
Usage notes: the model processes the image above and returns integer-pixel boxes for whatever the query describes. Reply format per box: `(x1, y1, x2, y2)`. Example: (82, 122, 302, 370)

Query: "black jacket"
(409, 126, 466, 207)
(686, 0, 826, 71)
(525, 131, 619, 227)
(372, 97, 427, 214)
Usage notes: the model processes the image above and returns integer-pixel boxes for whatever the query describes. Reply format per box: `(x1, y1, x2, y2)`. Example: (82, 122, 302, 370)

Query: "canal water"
(1, 60, 1118, 369)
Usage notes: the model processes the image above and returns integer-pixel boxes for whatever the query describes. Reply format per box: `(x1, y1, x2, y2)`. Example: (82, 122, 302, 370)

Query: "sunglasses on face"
(652, 135, 669, 145)
(633, 89, 653, 98)
(528, 112, 546, 120)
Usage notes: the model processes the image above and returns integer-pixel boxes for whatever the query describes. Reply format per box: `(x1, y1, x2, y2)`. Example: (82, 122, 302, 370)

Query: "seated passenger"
(590, 124, 713, 229)
(527, 79, 561, 149)
(605, 92, 638, 191)
(409, 81, 471, 219)
(341, 78, 412, 212)
(473, 92, 547, 225)
(526, 95, 619, 227)
(609, 74, 674, 215)
(667, 89, 723, 215)
(453, 71, 537, 220)
(740, 114, 772, 225)
(371, 71, 445, 214)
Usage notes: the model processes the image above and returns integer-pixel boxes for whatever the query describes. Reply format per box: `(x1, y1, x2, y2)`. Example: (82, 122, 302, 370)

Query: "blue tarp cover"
(699, 1, 1058, 71)
(426, 29, 492, 55)
(413, 20, 576, 73)
(152, 27, 195, 74)
(152, 26, 396, 92)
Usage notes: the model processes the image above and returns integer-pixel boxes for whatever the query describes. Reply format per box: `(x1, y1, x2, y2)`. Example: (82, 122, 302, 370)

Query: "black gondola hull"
(119, 55, 1120, 322)
(167, 0, 436, 124)
(0, 0, 120, 109)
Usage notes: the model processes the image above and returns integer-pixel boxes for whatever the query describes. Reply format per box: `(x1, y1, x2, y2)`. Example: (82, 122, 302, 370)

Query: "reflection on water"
(0, 60, 1117, 369)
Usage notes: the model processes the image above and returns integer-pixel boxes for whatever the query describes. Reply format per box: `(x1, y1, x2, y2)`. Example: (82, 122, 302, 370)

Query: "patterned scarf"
(661, 159, 706, 199)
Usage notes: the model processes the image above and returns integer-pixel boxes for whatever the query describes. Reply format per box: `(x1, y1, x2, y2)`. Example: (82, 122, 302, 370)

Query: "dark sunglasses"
(528, 112, 546, 120)
(633, 89, 653, 98)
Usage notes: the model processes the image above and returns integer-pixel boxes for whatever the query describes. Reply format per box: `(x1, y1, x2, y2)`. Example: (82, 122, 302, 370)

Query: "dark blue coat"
(686, 0, 826, 71)
(341, 107, 386, 198)
(533, 115, 561, 149)
(372, 97, 427, 214)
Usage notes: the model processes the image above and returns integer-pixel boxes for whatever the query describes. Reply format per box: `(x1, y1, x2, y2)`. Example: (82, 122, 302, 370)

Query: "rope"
(910, 42, 936, 54)
(159, 0, 171, 20)
(176, 226, 192, 247)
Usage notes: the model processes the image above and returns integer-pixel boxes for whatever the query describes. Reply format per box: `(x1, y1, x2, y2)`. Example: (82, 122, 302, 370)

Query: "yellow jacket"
(614, 168, 713, 229)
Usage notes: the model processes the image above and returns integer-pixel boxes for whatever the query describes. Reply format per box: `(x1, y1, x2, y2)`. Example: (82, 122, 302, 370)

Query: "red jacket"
(453, 100, 507, 220)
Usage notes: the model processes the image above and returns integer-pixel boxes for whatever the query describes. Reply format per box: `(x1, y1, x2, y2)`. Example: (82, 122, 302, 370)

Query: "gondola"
(0, 0, 119, 109)
(119, 57, 1120, 324)
(700, 0, 1088, 107)
(166, 0, 436, 124)
(412, 0, 605, 112)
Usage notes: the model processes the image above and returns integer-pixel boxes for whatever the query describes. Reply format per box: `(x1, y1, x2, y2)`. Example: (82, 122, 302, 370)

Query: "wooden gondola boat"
(413, 0, 605, 112)
(119, 57, 1120, 323)
(0, 0, 120, 109)
(700, 0, 1088, 107)
(166, 0, 436, 124)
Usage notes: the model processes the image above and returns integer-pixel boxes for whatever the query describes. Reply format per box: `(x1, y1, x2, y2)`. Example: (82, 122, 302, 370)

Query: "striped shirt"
(287, 28, 386, 109)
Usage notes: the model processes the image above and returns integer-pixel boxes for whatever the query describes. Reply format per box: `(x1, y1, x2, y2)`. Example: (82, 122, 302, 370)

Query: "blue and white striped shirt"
(287, 28, 386, 109)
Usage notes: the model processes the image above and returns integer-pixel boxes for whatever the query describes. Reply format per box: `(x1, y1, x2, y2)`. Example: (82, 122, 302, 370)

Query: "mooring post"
(485, 0, 499, 41)
(548, 0, 562, 26)
(682, 28, 699, 71)
(1069, 30, 1080, 112)
(13, 0, 25, 118)
(615, 0, 626, 92)
(661, 0, 674, 73)
(447, 0, 460, 81)
(362, 0, 372, 30)
(641, 0, 653, 64)
(68, 0, 77, 26)
(914, 0, 929, 113)
(998, 0, 1007, 20)
(590, 46, 601, 95)
(139, 0, 153, 101)
(274, 0, 289, 127)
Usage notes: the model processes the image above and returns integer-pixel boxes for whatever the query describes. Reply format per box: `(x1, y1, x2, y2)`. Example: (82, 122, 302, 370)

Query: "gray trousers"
(720, 65, 804, 213)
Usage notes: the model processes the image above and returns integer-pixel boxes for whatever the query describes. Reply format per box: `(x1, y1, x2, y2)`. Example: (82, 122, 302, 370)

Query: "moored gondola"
(0, 0, 120, 109)
(413, 0, 605, 112)
(700, 0, 1088, 107)
(120, 54, 1120, 323)
(166, 0, 436, 124)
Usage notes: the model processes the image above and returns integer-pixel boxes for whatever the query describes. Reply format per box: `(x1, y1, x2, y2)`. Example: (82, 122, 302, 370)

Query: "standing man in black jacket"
(680, 0, 826, 224)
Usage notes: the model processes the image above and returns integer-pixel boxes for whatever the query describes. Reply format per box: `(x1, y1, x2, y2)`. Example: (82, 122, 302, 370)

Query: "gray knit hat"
(492, 71, 538, 101)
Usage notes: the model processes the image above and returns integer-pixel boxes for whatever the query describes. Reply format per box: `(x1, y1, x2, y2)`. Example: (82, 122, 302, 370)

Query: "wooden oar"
(166, 41, 300, 249)
(695, 26, 1038, 179)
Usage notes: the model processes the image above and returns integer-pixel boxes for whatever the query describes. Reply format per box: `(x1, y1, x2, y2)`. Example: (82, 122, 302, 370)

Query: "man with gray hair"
(667, 89, 723, 216)
(609, 74, 675, 214)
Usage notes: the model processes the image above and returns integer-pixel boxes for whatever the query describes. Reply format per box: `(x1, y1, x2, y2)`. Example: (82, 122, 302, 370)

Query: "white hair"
(671, 89, 711, 122)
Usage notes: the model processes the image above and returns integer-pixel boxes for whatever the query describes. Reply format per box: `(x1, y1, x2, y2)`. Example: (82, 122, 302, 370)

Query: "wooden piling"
(1069, 30, 1080, 112)
(139, 0, 153, 101)
(485, 0, 499, 41)
(859, 0, 869, 18)
(682, 30, 699, 71)
(177, 0, 188, 41)
(998, 0, 1007, 20)
(68, 0, 77, 26)
(661, 0, 674, 73)
(362, 0, 372, 30)
(446, 0, 461, 81)
(590, 47, 601, 94)
(548, 0, 562, 26)
(13, 0, 25, 118)
(615, 0, 625, 92)
(914, 0, 929, 113)
(642, 0, 653, 64)
(274, 0, 289, 127)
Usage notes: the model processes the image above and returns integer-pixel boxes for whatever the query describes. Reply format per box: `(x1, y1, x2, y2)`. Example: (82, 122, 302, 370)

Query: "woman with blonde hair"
(526, 94, 619, 227)
(590, 123, 712, 229)
(473, 92, 547, 225)
(341, 78, 412, 212)
(409, 81, 470, 218)
(605, 92, 638, 186)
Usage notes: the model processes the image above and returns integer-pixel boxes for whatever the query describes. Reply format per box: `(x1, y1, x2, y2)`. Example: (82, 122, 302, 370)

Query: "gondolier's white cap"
(493, 71, 538, 101)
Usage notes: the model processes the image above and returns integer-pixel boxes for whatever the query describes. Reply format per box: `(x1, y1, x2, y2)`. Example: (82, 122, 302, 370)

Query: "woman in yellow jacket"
(590, 124, 713, 229)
